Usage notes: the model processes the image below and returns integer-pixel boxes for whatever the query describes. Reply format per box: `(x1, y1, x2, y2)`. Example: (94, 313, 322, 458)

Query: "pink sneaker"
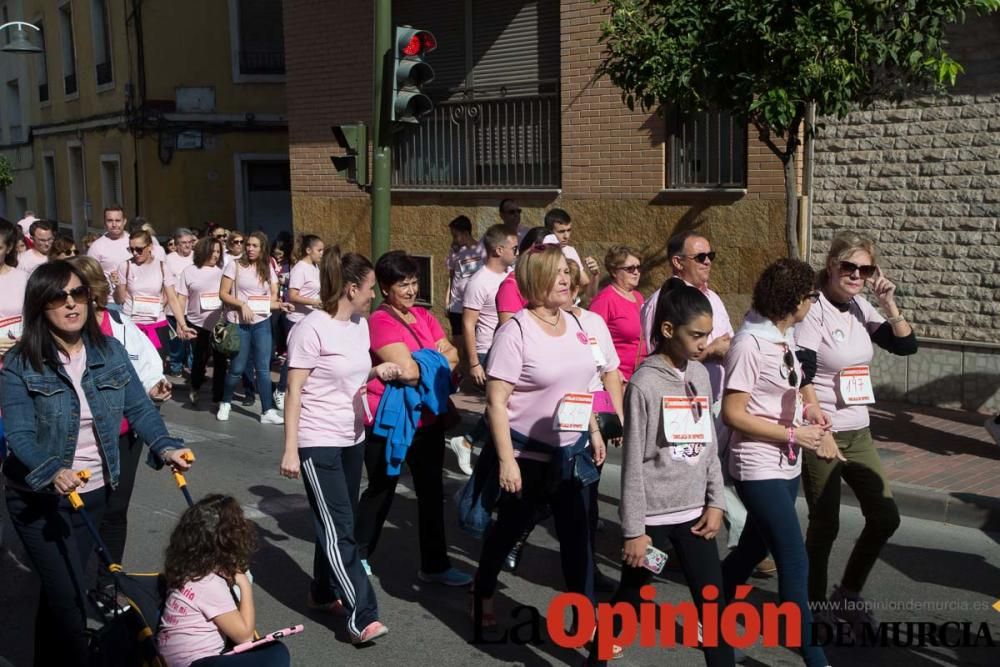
(353, 620, 389, 644)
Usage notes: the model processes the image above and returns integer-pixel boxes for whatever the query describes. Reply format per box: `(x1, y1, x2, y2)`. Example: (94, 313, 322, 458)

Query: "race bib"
(248, 295, 271, 315)
(360, 386, 373, 423)
(839, 366, 875, 405)
(131, 295, 162, 318)
(554, 392, 594, 432)
(199, 292, 222, 310)
(0, 314, 22, 339)
(588, 336, 608, 369)
(662, 396, 712, 444)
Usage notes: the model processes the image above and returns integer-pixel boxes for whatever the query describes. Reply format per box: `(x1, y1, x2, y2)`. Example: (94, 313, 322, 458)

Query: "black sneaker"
(504, 539, 526, 572)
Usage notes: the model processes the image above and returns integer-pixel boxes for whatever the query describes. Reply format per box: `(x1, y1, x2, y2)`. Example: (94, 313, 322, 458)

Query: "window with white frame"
(59, 2, 77, 96)
(667, 109, 746, 189)
(36, 20, 49, 102)
(100, 155, 122, 210)
(91, 0, 113, 86)
(43, 154, 58, 219)
(6, 79, 22, 143)
(234, 0, 285, 76)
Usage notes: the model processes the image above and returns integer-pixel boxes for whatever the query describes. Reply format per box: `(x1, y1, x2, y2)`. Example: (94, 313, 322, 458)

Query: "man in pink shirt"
(544, 208, 600, 298)
(17, 220, 55, 274)
(87, 205, 131, 304)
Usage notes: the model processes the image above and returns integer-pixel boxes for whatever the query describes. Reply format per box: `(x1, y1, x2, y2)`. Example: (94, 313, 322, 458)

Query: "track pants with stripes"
(300, 444, 378, 638)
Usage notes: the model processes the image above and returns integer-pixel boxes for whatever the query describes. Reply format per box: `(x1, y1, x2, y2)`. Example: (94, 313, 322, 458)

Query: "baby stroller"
(72, 454, 198, 667)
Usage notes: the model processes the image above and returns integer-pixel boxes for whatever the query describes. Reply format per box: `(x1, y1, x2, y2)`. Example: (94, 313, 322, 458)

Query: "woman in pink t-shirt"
(176, 237, 228, 406)
(275, 235, 325, 406)
(113, 229, 195, 354)
(796, 232, 916, 627)
(279, 248, 398, 644)
(158, 495, 289, 667)
(217, 232, 294, 424)
(589, 245, 646, 381)
(720, 258, 838, 667)
(0, 218, 28, 355)
(354, 251, 471, 587)
(472, 246, 607, 637)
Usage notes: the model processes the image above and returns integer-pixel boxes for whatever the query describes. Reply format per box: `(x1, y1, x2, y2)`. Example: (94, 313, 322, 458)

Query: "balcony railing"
(393, 92, 560, 190)
(96, 61, 112, 85)
(64, 72, 77, 96)
(239, 51, 285, 75)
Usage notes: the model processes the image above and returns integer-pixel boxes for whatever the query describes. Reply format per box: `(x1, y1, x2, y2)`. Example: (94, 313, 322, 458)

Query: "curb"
(843, 480, 1000, 532)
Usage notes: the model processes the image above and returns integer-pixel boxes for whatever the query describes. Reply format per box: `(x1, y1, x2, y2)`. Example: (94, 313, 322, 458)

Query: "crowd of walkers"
(0, 197, 947, 667)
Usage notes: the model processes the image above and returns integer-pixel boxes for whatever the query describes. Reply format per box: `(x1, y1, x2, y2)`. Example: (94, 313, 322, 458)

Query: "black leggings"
(192, 325, 229, 403)
(97, 431, 141, 589)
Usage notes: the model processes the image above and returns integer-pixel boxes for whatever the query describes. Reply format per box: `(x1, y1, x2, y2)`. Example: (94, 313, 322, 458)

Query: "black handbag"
(596, 412, 624, 441)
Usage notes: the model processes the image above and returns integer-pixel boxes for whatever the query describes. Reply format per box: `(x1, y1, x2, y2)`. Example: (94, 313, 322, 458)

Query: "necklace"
(529, 308, 561, 327)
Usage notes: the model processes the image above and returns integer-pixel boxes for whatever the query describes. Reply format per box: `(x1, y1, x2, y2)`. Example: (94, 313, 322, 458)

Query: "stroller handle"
(173, 451, 197, 507)
(68, 469, 92, 509)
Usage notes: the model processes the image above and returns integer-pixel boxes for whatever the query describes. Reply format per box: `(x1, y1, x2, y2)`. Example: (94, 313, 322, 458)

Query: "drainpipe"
(801, 101, 817, 262)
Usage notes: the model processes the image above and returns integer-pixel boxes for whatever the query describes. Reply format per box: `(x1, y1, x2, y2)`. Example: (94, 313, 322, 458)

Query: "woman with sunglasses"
(589, 245, 646, 381)
(218, 231, 293, 424)
(114, 229, 195, 355)
(48, 234, 78, 261)
(472, 245, 606, 633)
(175, 237, 228, 406)
(0, 218, 28, 355)
(795, 232, 916, 631)
(719, 258, 840, 667)
(2, 261, 193, 666)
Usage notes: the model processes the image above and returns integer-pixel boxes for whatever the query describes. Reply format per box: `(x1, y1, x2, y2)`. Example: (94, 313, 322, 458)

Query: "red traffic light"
(401, 30, 436, 56)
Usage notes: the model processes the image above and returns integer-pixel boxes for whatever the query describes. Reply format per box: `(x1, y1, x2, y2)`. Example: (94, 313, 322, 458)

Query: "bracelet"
(887, 315, 905, 325)
(470, 363, 481, 369)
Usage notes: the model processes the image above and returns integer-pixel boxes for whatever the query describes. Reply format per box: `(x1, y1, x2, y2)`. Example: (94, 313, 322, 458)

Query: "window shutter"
(470, 1, 558, 97)
(392, 0, 467, 99)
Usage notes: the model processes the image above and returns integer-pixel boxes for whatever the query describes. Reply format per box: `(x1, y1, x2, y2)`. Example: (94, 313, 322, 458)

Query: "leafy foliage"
(0, 156, 13, 189)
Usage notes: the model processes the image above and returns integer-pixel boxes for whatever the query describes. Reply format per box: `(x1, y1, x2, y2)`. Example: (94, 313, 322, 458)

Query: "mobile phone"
(642, 544, 669, 574)
(224, 625, 304, 655)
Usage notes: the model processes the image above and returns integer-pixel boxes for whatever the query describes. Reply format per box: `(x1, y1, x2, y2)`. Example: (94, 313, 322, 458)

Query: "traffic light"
(392, 26, 436, 124)
(331, 122, 367, 187)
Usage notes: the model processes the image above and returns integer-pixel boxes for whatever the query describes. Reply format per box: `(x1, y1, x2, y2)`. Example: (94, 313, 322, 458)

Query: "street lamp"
(0, 21, 42, 54)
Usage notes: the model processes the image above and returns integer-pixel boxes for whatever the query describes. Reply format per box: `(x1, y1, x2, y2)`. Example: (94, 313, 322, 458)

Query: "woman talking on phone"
(795, 232, 916, 630)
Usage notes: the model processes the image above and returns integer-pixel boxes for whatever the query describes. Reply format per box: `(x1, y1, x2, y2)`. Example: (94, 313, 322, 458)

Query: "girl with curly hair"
(157, 495, 290, 667)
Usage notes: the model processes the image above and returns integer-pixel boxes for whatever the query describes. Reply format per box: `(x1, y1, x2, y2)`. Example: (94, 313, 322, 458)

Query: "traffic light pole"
(370, 0, 392, 264)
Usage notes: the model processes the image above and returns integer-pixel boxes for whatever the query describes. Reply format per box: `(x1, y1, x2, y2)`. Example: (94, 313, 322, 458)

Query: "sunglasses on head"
(839, 260, 877, 279)
(47, 285, 91, 309)
(128, 245, 148, 254)
(680, 251, 717, 264)
(528, 242, 561, 255)
(782, 349, 799, 388)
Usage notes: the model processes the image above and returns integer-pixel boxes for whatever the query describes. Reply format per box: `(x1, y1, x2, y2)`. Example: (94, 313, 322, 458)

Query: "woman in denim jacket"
(2, 261, 193, 667)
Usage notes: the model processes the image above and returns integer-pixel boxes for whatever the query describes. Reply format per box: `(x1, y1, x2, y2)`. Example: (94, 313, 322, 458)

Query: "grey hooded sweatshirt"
(619, 353, 726, 539)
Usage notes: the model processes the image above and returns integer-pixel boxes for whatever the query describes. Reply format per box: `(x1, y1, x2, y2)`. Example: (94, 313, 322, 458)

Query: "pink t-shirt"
(725, 333, 803, 481)
(152, 238, 167, 262)
(64, 348, 104, 489)
(495, 271, 527, 314)
(222, 261, 277, 324)
(176, 265, 223, 329)
(578, 308, 621, 392)
(16, 249, 47, 275)
(446, 243, 486, 313)
(288, 311, 372, 447)
(88, 234, 131, 301)
(487, 310, 597, 453)
(589, 285, 646, 381)
(117, 259, 176, 324)
(641, 282, 734, 401)
(165, 252, 194, 280)
(0, 267, 28, 321)
(286, 260, 320, 324)
(365, 306, 446, 420)
(463, 266, 508, 355)
(157, 573, 237, 667)
(795, 293, 885, 432)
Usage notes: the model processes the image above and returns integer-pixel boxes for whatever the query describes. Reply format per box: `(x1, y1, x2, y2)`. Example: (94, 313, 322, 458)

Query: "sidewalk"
(450, 393, 1000, 531)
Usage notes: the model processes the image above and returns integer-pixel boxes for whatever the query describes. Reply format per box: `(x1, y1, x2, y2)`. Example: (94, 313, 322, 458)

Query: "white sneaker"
(216, 402, 231, 421)
(260, 409, 284, 425)
(447, 436, 474, 476)
(985, 416, 1000, 445)
(188, 388, 198, 405)
(274, 390, 285, 410)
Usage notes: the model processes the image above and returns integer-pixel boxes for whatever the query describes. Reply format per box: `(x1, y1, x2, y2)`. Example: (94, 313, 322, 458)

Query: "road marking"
(164, 420, 237, 445)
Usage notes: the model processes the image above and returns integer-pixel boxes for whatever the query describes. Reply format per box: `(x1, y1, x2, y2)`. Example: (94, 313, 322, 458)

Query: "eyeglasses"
(782, 349, 799, 388)
(229, 239, 244, 245)
(128, 245, 148, 254)
(839, 260, 877, 279)
(617, 264, 641, 274)
(46, 285, 91, 310)
(679, 251, 717, 264)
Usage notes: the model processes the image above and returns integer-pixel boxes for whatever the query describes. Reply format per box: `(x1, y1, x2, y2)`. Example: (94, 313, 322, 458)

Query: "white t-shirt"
(286, 260, 320, 323)
(462, 265, 508, 355)
(16, 249, 47, 275)
(165, 252, 194, 280)
(157, 573, 237, 667)
(577, 308, 621, 392)
(176, 265, 224, 330)
(287, 310, 372, 447)
(446, 243, 485, 313)
(0, 267, 28, 329)
(222, 261, 277, 324)
(795, 292, 885, 432)
(117, 259, 176, 324)
(87, 234, 131, 301)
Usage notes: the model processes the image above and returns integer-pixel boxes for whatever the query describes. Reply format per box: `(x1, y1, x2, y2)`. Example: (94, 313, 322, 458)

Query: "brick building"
(809, 14, 1000, 414)
(284, 0, 791, 320)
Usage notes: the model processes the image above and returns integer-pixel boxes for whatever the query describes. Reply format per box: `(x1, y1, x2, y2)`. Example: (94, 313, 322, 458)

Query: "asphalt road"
(2, 395, 999, 666)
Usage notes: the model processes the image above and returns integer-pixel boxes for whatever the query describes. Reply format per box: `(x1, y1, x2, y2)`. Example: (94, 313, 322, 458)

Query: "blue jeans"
(721, 476, 827, 667)
(276, 316, 297, 392)
(223, 319, 274, 412)
(165, 315, 191, 374)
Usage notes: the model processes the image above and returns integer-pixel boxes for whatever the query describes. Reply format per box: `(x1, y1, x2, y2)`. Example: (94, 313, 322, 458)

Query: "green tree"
(597, 0, 1000, 258)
